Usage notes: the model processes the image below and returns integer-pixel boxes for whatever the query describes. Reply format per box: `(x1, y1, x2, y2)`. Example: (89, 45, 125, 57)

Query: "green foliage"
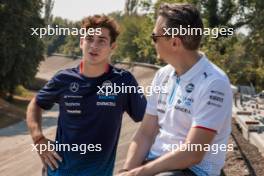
(44, 0, 54, 24)
(112, 15, 156, 63)
(125, 0, 139, 15)
(241, 0, 264, 91)
(43, 17, 81, 57)
(133, 16, 156, 63)
(155, 0, 197, 8)
(150, 0, 264, 91)
(0, 0, 44, 98)
(7, 0, 260, 91)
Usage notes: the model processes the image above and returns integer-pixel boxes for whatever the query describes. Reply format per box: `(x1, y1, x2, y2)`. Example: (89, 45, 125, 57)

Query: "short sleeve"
(125, 73, 147, 122)
(36, 72, 64, 110)
(191, 79, 232, 133)
(145, 72, 159, 116)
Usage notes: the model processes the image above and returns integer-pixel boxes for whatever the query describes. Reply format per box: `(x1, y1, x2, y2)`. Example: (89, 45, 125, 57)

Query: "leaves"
(0, 0, 44, 97)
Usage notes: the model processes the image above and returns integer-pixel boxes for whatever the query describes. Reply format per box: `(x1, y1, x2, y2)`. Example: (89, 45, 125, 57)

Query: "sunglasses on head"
(151, 33, 171, 43)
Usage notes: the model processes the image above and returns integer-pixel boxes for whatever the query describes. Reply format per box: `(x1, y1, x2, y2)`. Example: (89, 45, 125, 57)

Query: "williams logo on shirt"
(96, 80, 117, 106)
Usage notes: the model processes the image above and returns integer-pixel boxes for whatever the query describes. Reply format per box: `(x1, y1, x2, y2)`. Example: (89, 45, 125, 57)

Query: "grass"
(0, 85, 36, 128)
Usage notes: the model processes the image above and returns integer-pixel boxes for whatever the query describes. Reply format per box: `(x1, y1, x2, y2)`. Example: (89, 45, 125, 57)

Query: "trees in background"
(43, 0, 264, 91)
(112, 14, 156, 64)
(0, 0, 44, 99)
(2, 0, 262, 94)
(43, 17, 81, 57)
(241, 0, 264, 91)
(152, 0, 264, 91)
(44, 0, 54, 24)
(198, 0, 264, 91)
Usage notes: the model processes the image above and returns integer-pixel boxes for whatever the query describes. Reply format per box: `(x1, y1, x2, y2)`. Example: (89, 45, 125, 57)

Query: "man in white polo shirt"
(118, 3, 232, 176)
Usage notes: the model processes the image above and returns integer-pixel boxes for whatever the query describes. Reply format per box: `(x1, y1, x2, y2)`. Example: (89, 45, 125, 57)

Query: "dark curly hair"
(81, 15, 120, 44)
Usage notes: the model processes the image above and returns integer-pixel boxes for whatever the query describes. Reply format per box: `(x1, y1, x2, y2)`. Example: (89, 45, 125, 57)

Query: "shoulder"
(46, 67, 79, 89)
(152, 64, 174, 82)
(198, 60, 231, 96)
(157, 64, 174, 76)
(51, 67, 79, 80)
(111, 66, 136, 81)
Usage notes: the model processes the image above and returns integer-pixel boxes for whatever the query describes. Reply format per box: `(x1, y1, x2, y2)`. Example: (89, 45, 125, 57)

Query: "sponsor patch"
(65, 102, 80, 107)
(174, 105, 191, 114)
(210, 90, 224, 96)
(176, 96, 194, 106)
(66, 109, 82, 114)
(209, 95, 224, 103)
(207, 101, 222, 107)
(185, 83, 195, 93)
(96, 101, 116, 107)
(64, 95, 83, 99)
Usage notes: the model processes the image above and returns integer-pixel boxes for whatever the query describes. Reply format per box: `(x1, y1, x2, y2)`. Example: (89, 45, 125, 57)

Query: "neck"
(170, 50, 201, 76)
(81, 59, 109, 78)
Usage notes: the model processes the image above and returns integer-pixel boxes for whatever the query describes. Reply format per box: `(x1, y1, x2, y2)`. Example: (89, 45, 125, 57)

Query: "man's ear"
(172, 37, 182, 50)
(111, 42, 117, 50)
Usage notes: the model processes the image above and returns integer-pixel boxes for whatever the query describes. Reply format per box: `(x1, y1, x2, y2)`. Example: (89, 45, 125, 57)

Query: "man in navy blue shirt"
(26, 15, 146, 176)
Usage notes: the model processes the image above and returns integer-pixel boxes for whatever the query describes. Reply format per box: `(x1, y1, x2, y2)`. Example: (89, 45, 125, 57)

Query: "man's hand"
(27, 97, 62, 170)
(36, 137, 62, 170)
(116, 166, 151, 176)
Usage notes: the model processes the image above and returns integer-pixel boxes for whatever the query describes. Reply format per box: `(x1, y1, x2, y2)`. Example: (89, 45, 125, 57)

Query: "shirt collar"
(173, 54, 208, 82)
(78, 59, 110, 75)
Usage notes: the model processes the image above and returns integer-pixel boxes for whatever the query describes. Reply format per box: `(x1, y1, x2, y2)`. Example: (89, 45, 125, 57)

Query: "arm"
(26, 97, 62, 170)
(26, 97, 44, 143)
(121, 114, 159, 171)
(124, 127, 216, 176)
(122, 79, 231, 176)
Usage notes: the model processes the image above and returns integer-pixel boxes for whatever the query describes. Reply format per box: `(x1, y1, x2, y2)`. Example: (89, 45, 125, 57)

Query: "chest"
(59, 80, 125, 118)
(156, 76, 200, 126)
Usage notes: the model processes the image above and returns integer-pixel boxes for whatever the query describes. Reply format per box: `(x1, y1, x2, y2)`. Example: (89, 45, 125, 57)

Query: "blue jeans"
(155, 169, 197, 176)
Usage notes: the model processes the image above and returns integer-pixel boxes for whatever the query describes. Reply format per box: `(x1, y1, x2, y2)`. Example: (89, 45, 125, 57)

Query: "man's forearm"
(122, 132, 154, 171)
(140, 150, 201, 175)
(26, 97, 43, 142)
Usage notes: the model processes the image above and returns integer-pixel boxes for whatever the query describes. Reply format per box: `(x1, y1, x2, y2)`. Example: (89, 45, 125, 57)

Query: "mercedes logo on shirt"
(69, 82, 79, 93)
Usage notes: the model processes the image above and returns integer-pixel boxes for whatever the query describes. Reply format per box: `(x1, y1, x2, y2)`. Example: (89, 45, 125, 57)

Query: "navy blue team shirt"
(36, 63, 146, 176)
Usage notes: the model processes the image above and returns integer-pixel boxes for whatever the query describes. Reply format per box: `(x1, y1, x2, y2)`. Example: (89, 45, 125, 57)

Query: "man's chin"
(85, 56, 99, 62)
(85, 58, 107, 65)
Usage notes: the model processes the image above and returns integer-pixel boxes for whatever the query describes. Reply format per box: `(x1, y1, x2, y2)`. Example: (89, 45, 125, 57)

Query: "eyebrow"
(86, 35, 109, 40)
(98, 36, 108, 40)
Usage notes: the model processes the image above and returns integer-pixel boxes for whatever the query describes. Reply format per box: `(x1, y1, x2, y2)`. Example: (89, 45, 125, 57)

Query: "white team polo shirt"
(146, 55, 232, 176)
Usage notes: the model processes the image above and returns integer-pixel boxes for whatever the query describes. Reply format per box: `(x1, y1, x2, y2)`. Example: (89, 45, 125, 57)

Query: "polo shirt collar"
(173, 54, 208, 82)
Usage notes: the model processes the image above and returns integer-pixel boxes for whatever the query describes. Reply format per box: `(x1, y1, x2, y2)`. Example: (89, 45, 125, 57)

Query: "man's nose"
(90, 41, 99, 49)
